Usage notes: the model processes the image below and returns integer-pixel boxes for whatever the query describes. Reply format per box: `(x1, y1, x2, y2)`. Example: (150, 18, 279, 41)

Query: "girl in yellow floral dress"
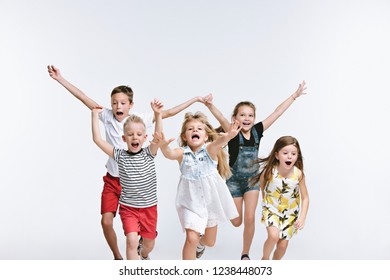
(252, 136, 309, 260)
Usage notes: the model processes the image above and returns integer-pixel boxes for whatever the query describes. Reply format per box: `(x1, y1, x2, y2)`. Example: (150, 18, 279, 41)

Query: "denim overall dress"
(226, 127, 260, 197)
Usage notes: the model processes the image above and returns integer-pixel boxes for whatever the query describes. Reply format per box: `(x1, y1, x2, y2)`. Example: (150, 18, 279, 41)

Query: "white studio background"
(0, 0, 389, 260)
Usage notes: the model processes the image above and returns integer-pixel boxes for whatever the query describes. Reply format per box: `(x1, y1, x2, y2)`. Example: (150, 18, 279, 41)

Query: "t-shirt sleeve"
(113, 147, 121, 162)
(254, 122, 264, 139)
(133, 111, 154, 130)
(99, 107, 111, 124)
(144, 146, 156, 159)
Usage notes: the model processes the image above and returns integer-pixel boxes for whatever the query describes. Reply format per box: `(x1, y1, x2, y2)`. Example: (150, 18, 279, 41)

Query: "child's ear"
(122, 135, 126, 142)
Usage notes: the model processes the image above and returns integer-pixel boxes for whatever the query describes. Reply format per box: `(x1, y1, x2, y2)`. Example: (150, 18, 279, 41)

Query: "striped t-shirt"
(113, 146, 157, 208)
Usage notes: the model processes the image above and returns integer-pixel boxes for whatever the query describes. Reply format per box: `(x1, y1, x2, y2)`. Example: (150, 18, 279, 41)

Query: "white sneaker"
(140, 254, 150, 260)
(196, 243, 205, 258)
(137, 237, 150, 260)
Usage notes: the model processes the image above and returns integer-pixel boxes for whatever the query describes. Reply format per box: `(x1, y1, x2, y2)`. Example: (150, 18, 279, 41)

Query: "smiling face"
(111, 92, 134, 122)
(275, 144, 298, 171)
(182, 120, 209, 152)
(122, 121, 147, 153)
(233, 105, 255, 132)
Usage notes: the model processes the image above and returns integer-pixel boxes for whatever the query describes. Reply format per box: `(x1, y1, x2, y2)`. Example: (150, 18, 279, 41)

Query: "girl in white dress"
(157, 112, 240, 260)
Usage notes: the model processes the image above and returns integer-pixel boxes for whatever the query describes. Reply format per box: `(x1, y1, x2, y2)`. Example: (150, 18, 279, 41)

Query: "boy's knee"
(101, 216, 114, 228)
(126, 235, 139, 250)
(142, 238, 155, 251)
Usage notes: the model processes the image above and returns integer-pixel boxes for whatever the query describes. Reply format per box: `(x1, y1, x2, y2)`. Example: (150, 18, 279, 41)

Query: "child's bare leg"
(140, 237, 155, 259)
(261, 226, 279, 260)
(101, 212, 122, 260)
(242, 190, 259, 258)
(202, 226, 218, 247)
(182, 229, 200, 260)
(125, 232, 139, 260)
(230, 197, 244, 227)
(272, 239, 289, 260)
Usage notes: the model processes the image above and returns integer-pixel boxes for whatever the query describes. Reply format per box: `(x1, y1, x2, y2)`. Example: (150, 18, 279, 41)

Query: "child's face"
(111, 92, 133, 122)
(275, 145, 298, 170)
(122, 122, 147, 153)
(233, 105, 255, 132)
(182, 120, 208, 151)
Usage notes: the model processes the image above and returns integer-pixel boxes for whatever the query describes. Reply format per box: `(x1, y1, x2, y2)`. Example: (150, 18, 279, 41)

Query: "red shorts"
(119, 204, 158, 239)
(101, 173, 121, 216)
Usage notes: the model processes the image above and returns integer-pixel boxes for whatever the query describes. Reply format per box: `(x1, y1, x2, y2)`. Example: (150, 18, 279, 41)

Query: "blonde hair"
(179, 112, 232, 179)
(123, 114, 146, 132)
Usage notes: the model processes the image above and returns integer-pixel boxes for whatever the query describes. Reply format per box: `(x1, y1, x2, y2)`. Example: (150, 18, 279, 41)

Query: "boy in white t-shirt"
(48, 65, 205, 260)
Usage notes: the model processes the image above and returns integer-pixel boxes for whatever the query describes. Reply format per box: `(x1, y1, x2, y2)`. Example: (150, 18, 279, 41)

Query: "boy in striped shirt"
(92, 99, 163, 260)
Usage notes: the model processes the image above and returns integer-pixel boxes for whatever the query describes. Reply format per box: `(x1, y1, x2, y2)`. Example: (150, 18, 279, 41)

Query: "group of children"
(48, 65, 309, 260)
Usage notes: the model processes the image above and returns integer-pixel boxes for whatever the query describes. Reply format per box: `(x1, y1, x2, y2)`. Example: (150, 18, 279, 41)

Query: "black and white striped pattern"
(113, 147, 157, 208)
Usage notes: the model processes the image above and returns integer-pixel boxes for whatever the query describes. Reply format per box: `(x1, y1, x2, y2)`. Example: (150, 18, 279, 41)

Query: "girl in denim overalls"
(157, 112, 240, 260)
(204, 81, 307, 260)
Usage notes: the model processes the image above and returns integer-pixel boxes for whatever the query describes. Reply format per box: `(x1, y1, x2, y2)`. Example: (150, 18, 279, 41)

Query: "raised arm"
(207, 120, 241, 159)
(203, 94, 231, 132)
(153, 132, 183, 163)
(92, 108, 114, 157)
(48, 65, 101, 110)
(262, 81, 307, 131)
(160, 96, 204, 120)
(149, 99, 164, 155)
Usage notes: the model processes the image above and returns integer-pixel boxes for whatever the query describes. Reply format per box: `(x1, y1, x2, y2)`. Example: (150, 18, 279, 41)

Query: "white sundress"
(176, 144, 239, 234)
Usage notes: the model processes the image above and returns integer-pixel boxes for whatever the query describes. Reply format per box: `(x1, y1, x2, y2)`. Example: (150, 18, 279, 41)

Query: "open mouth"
(116, 111, 124, 116)
(131, 143, 140, 148)
(285, 161, 292, 166)
(191, 134, 200, 140)
(242, 122, 251, 126)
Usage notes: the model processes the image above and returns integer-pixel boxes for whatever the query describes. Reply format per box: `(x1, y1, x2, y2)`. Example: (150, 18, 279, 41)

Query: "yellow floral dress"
(261, 166, 301, 240)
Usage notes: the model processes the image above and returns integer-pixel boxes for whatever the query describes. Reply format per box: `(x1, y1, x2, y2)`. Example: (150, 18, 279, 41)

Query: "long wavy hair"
(250, 136, 304, 186)
(179, 112, 232, 179)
